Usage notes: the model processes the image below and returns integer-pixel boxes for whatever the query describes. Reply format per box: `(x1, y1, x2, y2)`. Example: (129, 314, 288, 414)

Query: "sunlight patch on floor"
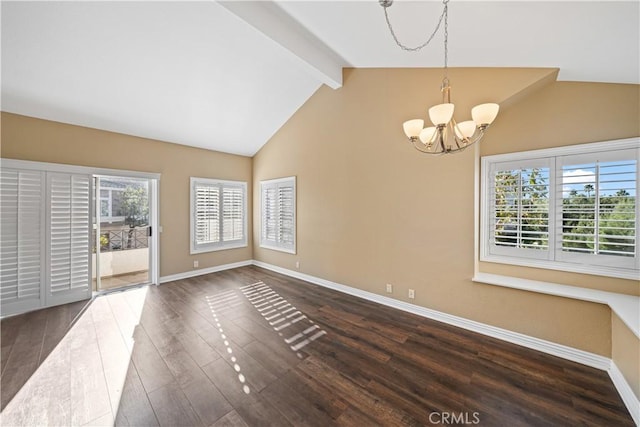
(240, 281, 326, 357)
(206, 290, 251, 395)
(0, 286, 149, 426)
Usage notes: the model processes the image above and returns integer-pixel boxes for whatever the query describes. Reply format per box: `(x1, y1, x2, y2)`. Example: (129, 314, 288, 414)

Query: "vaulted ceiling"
(2, 1, 638, 156)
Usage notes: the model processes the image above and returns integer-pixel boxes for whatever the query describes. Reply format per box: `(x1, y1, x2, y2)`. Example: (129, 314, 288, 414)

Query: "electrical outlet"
(408, 289, 415, 299)
(296, 261, 300, 269)
(386, 284, 393, 293)
(193, 260, 199, 268)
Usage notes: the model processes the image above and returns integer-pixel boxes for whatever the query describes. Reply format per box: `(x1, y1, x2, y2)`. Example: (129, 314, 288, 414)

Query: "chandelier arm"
(381, 0, 449, 52)
(406, 129, 486, 155)
(410, 138, 442, 155)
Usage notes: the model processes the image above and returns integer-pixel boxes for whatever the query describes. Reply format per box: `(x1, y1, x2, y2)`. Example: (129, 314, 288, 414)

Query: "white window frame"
(481, 138, 640, 280)
(190, 177, 247, 254)
(260, 176, 296, 254)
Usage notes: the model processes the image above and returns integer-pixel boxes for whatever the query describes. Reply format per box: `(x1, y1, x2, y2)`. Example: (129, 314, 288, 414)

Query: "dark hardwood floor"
(0, 266, 634, 426)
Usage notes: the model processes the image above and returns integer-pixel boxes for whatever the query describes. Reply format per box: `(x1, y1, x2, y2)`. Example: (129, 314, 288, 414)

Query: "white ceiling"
(2, 1, 638, 157)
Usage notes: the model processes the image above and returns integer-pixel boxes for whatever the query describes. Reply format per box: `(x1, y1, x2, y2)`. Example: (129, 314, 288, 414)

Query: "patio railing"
(100, 226, 149, 252)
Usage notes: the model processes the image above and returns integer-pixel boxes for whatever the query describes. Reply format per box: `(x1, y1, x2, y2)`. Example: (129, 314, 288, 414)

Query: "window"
(481, 138, 639, 279)
(260, 176, 296, 253)
(190, 178, 247, 254)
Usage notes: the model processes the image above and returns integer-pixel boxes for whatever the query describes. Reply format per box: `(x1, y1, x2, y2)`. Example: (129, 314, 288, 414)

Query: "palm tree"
(584, 184, 594, 198)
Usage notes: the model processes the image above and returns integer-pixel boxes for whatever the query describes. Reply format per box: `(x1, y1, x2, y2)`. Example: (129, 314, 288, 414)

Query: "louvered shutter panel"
(47, 172, 91, 305)
(260, 177, 296, 253)
(262, 186, 278, 243)
(0, 169, 45, 315)
(557, 150, 637, 268)
(222, 186, 244, 242)
(195, 184, 220, 246)
(487, 159, 551, 261)
(278, 185, 295, 247)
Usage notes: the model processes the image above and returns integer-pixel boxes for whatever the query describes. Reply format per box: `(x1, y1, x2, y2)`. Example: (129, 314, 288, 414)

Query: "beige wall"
(1, 112, 253, 278)
(612, 312, 640, 401)
(253, 68, 640, 357)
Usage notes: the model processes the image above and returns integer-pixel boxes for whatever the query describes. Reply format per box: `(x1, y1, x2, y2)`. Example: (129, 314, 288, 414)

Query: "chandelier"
(380, 0, 499, 155)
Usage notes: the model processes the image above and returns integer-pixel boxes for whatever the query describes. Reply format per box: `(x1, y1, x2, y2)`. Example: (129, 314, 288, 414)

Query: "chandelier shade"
(402, 119, 424, 139)
(471, 103, 500, 126)
(428, 103, 455, 126)
(454, 120, 477, 139)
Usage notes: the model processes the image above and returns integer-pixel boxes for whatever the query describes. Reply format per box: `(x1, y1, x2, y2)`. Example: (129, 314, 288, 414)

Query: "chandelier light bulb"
(403, 119, 424, 138)
(428, 103, 455, 126)
(471, 103, 500, 126)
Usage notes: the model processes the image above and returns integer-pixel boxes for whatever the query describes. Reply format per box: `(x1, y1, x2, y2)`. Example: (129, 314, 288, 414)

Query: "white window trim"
(260, 176, 296, 254)
(1, 159, 161, 291)
(480, 138, 640, 280)
(190, 177, 248, 254)
(0, 159, 162, 317)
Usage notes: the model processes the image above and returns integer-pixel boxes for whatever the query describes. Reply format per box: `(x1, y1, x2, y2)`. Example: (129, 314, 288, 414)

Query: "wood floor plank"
(147, 382, 203, 427)
(113, 363, 159, 427)
(162, 349, 233, 425)
(69, 312, 113, 426)
(209, 410, 250, 427)
(1, 322, 73, 426)
(130, 325, 174, 394)
(298, 356, 418, 427)
(0, 308, 49, 409)
(261, 372, 338, 427)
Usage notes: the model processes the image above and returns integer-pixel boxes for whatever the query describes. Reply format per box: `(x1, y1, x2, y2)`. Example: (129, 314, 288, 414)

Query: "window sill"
(190, 242, 247, 255)
(480, 254, 639, 281)
(472, 272, 640, 339)
(259, 243, 296, 254)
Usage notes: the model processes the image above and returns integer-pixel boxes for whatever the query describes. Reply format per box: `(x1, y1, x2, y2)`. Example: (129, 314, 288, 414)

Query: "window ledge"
(472, 272, 640, 339)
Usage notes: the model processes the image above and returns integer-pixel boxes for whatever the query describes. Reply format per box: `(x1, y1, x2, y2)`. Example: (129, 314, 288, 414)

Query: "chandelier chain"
(381, 0, 449, 53)
(443, 2, 448, 71)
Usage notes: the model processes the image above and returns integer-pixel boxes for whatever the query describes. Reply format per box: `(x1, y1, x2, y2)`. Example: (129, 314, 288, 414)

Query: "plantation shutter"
(222, 186, 244, 242)
(47, 172, 91, 306)
(262, 186, 278, 243)
(278, 184, 295, 247)
(0, 169, 45, 315)
(557, 149, 637, 269)
(488, 159, 551, 260)
(260, 177, 296, 253)
(195, 183, 220, 246)
(190, 178, 247, 253)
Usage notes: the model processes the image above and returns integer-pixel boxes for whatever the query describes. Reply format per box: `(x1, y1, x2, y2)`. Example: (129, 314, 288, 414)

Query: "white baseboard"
(159, 260, 253, 284)
(610, 361, 640, 425)
(252, 260, 639, 425)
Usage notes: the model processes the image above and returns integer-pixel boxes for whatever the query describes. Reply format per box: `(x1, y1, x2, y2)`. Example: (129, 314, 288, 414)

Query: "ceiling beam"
(217, 1, 345, 89)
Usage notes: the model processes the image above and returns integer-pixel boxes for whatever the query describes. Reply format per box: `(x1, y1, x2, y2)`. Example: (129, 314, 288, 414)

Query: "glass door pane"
(96, 176, 151, 290)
